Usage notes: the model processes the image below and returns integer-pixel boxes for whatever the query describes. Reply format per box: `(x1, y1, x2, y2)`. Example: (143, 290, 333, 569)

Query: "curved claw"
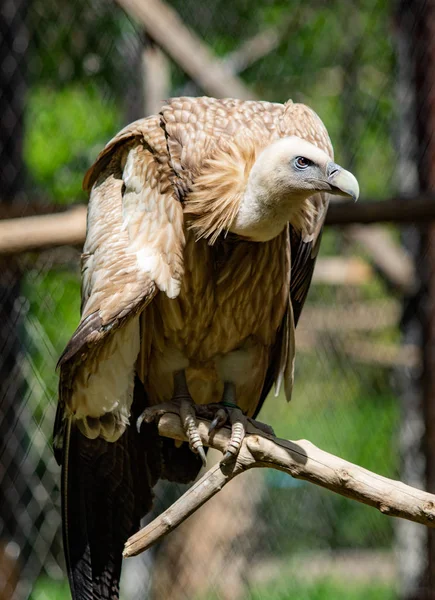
(136, 411, 145, 433)
(209, 408, 228, 433)
(180, 398, 207, 466)
(222, 451, 235, 465)
(197, 445, 207, 467)
(220, 408, 246, 464)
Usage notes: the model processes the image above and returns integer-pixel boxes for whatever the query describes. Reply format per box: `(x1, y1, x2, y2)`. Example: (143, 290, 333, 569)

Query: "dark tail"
(57, 379, 161, 600)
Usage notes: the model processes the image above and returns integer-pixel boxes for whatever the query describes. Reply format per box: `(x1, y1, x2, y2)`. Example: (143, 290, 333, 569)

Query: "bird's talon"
(178, 397, 207, 464)
(136, 407, 155, 432)
(197, 445, 207, 467)
(136, 413, 145, 433)
(220, 408, 247, 461)
(209, 408, 227, 433)
(136, 402, 181, 433)
(221, 451, 235, 465)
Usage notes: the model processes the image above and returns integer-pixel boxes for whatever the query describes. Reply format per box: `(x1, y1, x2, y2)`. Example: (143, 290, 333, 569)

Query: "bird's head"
(230, 136, 359, 241)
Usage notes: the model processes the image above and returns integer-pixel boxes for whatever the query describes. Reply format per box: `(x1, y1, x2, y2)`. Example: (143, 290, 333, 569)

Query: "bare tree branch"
(312, 256, 373, 285)
(325, 195, 435, 225)
(116, 0, 255, 100)
(346, 225, 417, 294)
(142, 39, 171, 117)
(124, 412, 435, 558)
(0, 206, 87, 254)
(1, 198, 435, 255)
(296, 331, 420, 369)
(223, 20, 291, 74)
(299, 300, 400, 332)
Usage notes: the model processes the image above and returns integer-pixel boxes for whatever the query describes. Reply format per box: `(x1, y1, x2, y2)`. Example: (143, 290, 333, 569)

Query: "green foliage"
(29, 577, 70, 600)
(260, 366, 399, 553)
(23, 268, 81, 419)
(29, 0, 136, 90)
(249, 577, 396, 600)
(32, 574, 396, 600)
(24, 85, 119, 202)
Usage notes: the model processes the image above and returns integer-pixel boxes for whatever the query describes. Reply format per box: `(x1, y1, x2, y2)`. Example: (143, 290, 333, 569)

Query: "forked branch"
(123, 412, 435, 558)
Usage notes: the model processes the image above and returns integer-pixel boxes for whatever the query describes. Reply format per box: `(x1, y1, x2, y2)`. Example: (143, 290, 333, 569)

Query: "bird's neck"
(229, 180, 310, 242)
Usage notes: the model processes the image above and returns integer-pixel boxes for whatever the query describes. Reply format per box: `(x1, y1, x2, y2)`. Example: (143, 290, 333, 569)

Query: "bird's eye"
(294, 156, 312, 170)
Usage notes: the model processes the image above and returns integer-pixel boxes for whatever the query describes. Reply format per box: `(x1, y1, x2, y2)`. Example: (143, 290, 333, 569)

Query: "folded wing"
(54, 116, 185, 600)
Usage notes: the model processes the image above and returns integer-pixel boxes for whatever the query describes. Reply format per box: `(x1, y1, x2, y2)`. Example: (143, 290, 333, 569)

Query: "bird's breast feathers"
(139, 227, 290, 412)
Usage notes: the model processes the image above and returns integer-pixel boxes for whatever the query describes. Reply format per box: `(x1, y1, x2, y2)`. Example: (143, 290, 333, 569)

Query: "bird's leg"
(137, 370, 207, 467)
(137, 375, 274, 467)
(208, 382, 248, 464)
(175, 371, 207, 467)
(207, 382, 275, 463)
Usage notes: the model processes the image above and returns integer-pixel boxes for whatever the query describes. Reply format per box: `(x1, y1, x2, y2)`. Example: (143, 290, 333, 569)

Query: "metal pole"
(397, 1, 435, 597)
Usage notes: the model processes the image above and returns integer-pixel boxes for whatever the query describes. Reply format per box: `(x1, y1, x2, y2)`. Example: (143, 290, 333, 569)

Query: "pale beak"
(326, 162, 359, 201)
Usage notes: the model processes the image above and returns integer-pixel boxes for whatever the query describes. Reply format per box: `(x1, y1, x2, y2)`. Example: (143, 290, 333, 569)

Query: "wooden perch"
(1, 198, 435, 255)
(312, 256, 372, 285)
(346, 225, 417, 294)
(326, 195, 435, 225)
(123, 412, 435, 558)
(0, 205, 87, 254)
(296, 331, 420, 369)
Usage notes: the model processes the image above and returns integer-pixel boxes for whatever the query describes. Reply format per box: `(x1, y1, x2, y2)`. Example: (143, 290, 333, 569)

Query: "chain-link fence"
(0, 0, 431, 598)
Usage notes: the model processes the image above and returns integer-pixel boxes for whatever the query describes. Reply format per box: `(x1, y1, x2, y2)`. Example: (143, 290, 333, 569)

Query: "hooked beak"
(326, 162, 359, 201)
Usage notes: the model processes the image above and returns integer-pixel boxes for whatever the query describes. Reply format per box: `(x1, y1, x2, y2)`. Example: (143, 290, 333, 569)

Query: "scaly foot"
(137, 371, 207, 467)
(200, 383, 275, 464)
(137, 377, 275, 467)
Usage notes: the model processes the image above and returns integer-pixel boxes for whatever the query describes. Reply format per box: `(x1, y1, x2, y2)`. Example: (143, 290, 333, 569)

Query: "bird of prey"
(53, 96, 358, 599)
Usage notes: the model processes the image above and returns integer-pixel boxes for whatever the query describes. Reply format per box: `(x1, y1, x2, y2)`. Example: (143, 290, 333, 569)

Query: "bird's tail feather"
(60, 379, 161, 600)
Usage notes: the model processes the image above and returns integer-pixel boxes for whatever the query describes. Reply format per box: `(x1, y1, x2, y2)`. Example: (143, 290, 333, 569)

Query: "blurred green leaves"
(24, 85, 119, 202)
(23, 268, 81, 420)
(250, 577, 396, 600)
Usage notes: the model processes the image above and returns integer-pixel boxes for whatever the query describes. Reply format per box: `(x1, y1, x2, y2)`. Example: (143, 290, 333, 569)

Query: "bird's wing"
(58, 115, 184, 435)
(256, 101, 333, 415)
(54, 115, 184, 600)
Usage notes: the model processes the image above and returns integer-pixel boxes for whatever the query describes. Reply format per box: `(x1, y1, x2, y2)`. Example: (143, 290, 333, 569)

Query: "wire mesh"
(0, 0, 420, 599)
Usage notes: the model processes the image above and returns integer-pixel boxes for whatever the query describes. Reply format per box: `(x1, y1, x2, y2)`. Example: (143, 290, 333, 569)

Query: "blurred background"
(1, 0, 434, 598)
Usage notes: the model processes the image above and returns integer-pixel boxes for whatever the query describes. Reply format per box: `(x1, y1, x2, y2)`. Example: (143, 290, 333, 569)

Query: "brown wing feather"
(255, 216, 327, 417)
(57, 118, 184, 425)
(54, 116, 185, 600)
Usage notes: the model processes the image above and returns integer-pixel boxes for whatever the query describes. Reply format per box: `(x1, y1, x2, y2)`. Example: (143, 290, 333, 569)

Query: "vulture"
(53, 96, 359, 599)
